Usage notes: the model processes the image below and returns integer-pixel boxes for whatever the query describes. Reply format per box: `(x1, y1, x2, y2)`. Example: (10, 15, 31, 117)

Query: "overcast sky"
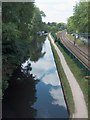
(35, 0, 79, 23)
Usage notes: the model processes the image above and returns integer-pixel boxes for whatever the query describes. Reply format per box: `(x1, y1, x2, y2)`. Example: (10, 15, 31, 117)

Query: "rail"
(58, 32, 90, 73)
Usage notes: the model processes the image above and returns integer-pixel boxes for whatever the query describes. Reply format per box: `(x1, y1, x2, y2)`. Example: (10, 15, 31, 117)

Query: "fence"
(51, 32, 90, 76)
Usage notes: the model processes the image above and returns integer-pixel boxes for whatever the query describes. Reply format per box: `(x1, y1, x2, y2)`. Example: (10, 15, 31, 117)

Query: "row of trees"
(3, 1, 87, 95)
(47, 22, 67, 33)
(67, 1, 89, 34)
(2, 2, 46, 93)
(2, 2, 67, 95)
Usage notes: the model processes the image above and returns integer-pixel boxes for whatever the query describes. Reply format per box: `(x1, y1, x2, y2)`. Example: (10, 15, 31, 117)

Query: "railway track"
(59, 32, 90, 71)
(62, 33, 89, 60)
(65, 35, 89, 59)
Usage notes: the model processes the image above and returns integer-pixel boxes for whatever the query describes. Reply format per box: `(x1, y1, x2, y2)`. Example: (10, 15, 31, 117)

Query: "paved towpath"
(49, 34, 88, 118)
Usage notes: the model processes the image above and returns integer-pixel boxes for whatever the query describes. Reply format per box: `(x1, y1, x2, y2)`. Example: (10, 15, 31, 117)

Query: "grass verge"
(48, 36, 75, 117)
(56, 42, 88, 108)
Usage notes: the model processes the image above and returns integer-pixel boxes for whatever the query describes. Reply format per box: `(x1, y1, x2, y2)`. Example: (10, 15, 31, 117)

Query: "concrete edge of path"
(48, 33, 88, 118)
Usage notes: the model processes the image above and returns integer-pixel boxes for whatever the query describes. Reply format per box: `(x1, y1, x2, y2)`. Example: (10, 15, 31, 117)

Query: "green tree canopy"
(2, 2, 46, 94)
(67, 0, 88, 34)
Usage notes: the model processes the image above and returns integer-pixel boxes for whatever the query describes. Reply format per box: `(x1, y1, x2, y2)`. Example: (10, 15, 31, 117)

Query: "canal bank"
(48, 33, 88, 118)
(48, 35, 74, 117)
(2, 36, 69, 118)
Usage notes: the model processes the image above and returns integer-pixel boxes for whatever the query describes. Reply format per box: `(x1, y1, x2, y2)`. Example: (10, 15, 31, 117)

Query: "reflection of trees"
(29, 35, 46, 62)
(2, 62, 38, 118)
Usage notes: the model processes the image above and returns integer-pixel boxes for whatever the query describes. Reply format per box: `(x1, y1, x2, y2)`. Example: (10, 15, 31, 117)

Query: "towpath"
(49, 34, 88, 118)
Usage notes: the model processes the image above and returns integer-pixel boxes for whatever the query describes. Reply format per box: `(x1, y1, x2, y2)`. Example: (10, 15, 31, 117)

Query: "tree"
(30, 7, 46, 36)
(57, 22, 67, 31)
(2, 2, 46, 94)
(73, 1, 88, 33)
(67, 16, 76, 33)
(47, 22, 66, 33)
(67, 1, 88, 34)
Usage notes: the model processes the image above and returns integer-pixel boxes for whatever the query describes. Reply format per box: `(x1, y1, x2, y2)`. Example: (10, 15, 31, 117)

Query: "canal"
(2, 36, 69, 118)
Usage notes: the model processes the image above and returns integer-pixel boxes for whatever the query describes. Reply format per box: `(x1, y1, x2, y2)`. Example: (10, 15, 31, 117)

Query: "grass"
(50, 32, 88, 118)
(66, 34, 74, 42)
(56, 42, 88, 107)
(89, 82, 90, 119)
(48, 35, 75, 117)
(66, 33, 88, 46)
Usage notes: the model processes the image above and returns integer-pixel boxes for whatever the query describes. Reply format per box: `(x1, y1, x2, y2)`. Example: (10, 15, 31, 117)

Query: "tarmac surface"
(49, 33, 88, 118)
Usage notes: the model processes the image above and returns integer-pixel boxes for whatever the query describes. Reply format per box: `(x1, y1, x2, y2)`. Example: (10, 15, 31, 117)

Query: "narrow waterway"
(2, 37, 69, 118)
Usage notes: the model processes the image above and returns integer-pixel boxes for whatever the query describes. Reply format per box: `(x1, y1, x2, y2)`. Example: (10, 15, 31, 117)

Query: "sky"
(35, 0, 79, 23)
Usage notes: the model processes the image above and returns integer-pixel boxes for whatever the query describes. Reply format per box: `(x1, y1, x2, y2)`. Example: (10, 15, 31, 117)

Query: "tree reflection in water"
(2, 62, 39, 118)
(29, 35, 46, 62)
(2, 35, 46, 118)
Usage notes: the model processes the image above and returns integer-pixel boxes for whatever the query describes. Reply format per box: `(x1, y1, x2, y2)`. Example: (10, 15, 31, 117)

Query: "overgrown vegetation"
(66, 0, 89, 51)
(2, 2, 46, 95)
(2, 2, 68, 98)
(67, 1, 88, 34)
(48, 35, 75, 117)
(47, 22, 67, 33)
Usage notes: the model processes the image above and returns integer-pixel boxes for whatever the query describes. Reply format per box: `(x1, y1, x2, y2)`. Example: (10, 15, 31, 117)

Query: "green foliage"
(67, 1, 88, 34)
(88, 1, 90, 34)
(51, 32, 58, 42)
(31, 7, 46, 36)
(2, 2, 46, 95)
(3, 22, 20, 41)
(67, 16, 76, 34)
(2, 76, 9, 94)
(47, 22, 67, 33)
(57, 22, 67, 31)
(73, 1, 88, 33)
(2, 2, 34, 23)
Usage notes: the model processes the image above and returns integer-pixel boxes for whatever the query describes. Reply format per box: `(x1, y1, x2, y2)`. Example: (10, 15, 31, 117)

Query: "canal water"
(2, 37, 69, 118)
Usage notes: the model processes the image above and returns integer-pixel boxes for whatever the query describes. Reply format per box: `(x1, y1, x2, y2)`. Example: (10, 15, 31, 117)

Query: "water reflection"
(50, 87, 66, 106)
(2, 63, 38, 118)
(29, 35, 46, 62)
(2, 35, 47, 118)
(41, 69, 60, 86)
(23, 38, 69, 118)
(3, 37, 69, 118)
(32, 82, 68, 118)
